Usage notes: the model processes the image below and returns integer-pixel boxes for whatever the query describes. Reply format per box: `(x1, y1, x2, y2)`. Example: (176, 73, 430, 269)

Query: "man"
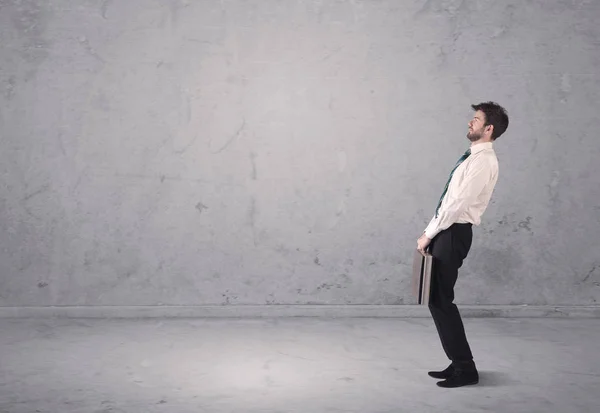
(416, 102, 509, 388)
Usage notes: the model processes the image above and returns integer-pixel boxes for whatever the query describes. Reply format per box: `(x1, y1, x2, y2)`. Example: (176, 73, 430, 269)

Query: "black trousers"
(428, 223, 476, 371)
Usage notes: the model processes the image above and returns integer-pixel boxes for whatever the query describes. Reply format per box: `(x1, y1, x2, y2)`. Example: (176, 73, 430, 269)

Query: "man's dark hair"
(471, 101, 509, 140)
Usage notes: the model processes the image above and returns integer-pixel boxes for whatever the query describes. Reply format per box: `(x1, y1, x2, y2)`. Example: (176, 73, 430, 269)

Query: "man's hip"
(430, 223, 473, 266)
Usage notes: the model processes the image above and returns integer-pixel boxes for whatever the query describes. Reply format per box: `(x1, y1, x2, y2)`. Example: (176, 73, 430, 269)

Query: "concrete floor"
(0, 317, 599, 413)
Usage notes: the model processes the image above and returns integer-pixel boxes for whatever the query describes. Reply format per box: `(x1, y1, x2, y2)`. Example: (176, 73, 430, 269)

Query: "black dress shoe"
(428, 364, 454, 379)
(436, 369, 479, 388)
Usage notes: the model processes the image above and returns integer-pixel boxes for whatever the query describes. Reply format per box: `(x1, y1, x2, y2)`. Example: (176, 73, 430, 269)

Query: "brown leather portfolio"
(412, 249, 434, 305)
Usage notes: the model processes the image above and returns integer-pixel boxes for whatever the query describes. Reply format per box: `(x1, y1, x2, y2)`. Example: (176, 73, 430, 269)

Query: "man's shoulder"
(467, 149, 498, 176)
(479, 148, 499, 166)
(483, 150, 499, 177)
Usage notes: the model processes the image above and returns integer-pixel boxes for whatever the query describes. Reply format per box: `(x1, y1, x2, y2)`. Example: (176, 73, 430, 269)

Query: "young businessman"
(416, 102, 509, 388)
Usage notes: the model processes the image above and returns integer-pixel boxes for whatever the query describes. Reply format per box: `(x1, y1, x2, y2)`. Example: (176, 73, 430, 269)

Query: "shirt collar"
(470, 141, 494, 154)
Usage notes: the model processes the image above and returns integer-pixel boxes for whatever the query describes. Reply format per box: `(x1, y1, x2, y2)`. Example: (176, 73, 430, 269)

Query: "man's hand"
(417, 234, 431, 254)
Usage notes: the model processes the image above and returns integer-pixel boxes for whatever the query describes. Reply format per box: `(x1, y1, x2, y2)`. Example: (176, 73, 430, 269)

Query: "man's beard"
(467, 128, 483, 142)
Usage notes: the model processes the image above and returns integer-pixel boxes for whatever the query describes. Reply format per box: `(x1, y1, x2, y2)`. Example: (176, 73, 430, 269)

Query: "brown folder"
(412, 249, 434, 305)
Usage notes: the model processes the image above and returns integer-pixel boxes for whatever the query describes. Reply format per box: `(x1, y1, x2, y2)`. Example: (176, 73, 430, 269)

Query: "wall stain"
(265, 293, 276, 305)
(3, 76, 16, 100)
(221, 289, 238, 305)
(316, 282, 343, 291)
(195, 202, 208, 213)
(23, 184, 50, 202)
(247, 197, 257, 246)
(415, 0, 467, 18)
(250, 152, 257, 180)
(166, 0, 191, 28)
(175, 132, 198, 154)
(559, 73, 571, 103)
(100, 0, 113, 19)
(517, 216, 533, 233)
(337, 377, 355, 382)
(21, 183, 50, 220)
(339, 273, 351, 284)
(7, 0, 51, 80)
(56, 131, 67, 156)
(78, 35, 105, 63)
(582, 265, 599, 283)
(497, 214, 534, 234)
(211, 119, 246, 154)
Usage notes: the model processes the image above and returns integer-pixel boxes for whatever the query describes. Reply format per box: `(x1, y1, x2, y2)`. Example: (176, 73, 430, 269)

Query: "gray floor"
(1, 317, 599, 413)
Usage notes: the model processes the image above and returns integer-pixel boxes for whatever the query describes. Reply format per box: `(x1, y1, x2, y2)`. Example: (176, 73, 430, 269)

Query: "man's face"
(467, 110, 488, 142)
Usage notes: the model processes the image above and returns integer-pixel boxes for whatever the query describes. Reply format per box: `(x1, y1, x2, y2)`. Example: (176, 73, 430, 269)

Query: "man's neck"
(470, 137, 493, 147)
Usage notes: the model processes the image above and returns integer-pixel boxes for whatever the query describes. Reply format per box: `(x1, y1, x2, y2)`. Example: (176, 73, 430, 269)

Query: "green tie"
(435, 148, 471, 218)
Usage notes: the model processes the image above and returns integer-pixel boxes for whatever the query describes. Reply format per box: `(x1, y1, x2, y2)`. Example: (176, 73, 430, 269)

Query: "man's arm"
(423, 159, 493, 240)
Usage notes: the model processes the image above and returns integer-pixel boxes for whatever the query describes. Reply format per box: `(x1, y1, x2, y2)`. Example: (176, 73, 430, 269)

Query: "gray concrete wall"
(1, 0, 599, 308)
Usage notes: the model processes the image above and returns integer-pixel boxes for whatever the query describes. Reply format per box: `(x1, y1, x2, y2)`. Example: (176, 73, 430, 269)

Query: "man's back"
(447, 142, 499, 226)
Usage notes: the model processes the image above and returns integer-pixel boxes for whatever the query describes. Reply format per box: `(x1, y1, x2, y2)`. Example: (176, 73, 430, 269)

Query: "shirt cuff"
(424, 220, 440, 240)
(424, 228, 439, 240)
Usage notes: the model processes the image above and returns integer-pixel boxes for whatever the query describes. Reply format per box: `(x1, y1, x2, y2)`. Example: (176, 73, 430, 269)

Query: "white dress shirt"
(424, 141, 499, 240)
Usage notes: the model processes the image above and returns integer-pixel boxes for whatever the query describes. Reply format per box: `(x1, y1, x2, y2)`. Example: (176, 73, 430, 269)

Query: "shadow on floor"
(477, 370, 515, 387)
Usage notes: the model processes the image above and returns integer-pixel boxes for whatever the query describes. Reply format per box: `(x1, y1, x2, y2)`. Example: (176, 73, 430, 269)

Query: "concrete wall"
(1, 0, 599, 308)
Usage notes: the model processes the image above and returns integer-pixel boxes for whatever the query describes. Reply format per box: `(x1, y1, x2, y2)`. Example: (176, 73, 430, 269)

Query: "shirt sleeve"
(423, 158, 493, 239)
